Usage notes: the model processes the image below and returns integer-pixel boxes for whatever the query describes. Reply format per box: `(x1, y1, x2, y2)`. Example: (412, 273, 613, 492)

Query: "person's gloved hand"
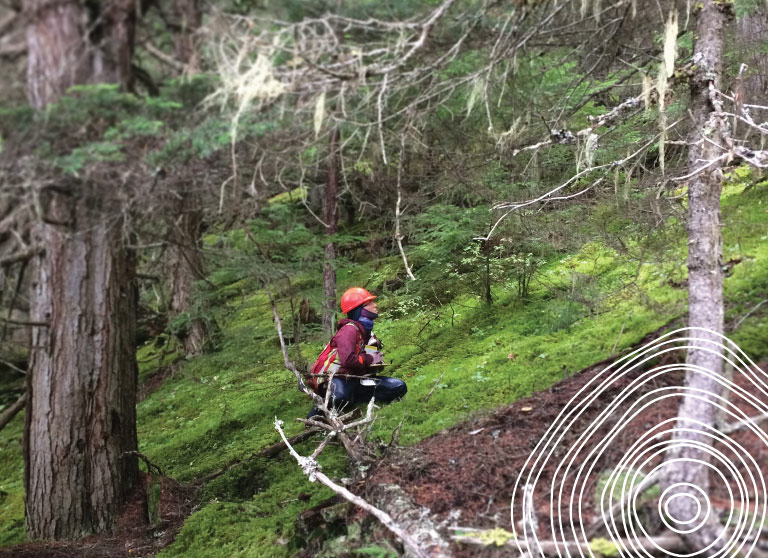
(369, 352, 383, 365)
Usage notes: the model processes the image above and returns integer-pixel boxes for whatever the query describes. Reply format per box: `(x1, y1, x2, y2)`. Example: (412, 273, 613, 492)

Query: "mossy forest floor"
(0, 181, 767, 557)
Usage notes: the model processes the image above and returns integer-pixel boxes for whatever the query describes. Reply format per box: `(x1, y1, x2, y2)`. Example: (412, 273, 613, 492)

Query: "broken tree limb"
(720, 412, 768, 435)
(585, 470, 659, 538)
(451, 529, 686, 555)
(275, 418, 436, 558)
(366, 482, 453, 558)
(195, 426, 321, 485)
(0, 392, 26, 433)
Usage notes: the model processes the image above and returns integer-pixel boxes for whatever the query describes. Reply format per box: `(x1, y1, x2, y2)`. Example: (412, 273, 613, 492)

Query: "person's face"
(363, 301, 378, 313)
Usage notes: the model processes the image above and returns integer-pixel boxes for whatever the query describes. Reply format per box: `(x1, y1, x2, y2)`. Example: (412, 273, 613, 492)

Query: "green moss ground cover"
(0, 182, 766, 556)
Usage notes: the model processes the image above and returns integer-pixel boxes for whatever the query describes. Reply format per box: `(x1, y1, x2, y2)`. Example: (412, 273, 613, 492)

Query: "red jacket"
(332, 319, 374, 377)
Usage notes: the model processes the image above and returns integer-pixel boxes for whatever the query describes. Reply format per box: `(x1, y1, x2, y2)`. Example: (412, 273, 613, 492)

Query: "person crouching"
(307, 287, 407, 418)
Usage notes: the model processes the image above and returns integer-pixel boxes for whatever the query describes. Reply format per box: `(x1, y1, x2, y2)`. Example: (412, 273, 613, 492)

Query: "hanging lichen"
(641, 73, 653, 110)
(663, 10, 678, 78)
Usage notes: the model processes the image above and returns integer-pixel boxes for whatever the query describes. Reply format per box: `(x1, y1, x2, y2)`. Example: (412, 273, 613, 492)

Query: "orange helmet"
(340, 287, 376, 314)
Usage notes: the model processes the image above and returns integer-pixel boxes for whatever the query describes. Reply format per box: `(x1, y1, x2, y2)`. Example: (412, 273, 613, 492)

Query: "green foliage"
(355, 545, 399, 558)
(0, 412, 24, 546)
(589, 537, 620, 557)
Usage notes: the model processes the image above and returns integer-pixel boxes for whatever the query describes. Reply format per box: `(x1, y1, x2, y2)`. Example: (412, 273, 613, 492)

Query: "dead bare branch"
(275, 418, 432, 558)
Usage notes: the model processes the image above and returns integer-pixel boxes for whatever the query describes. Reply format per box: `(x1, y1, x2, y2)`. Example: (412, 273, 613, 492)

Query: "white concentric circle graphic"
(510, 327, 768, 557)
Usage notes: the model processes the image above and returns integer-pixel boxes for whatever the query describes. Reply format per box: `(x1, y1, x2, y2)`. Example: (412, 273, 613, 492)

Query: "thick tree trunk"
(322, 128, 340, 335)
(24, 0, 139, 541)
(25, 0, 135, 108)
(25, 0, 90, 109)
(167, 195, 210, 356)
(25, 189, 139, 539)
(662, 1, 732, 553)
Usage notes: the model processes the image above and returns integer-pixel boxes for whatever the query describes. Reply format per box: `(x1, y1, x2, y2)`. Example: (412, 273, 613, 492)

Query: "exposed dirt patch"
(0, 474, 197, 558)
(369, 331, 768, 556)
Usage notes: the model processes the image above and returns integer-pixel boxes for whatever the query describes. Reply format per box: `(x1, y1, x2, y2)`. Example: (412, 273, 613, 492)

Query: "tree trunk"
(167, 195, 210, 356)
(735, 6, 768, 102)
(322, 128, 340, 335)
(25, 0, 90, 109)
(25, 0, 135, 108)
(25, 188, 139, 539)
(662, 1, 732, 553)
(91, 0, 136, 88)
(174, 0, 200, 71)
(24, 0, 139, 540)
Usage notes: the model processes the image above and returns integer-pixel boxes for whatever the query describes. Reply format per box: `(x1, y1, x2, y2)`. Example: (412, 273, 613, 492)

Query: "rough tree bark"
(25, 0, 135, 108)
(662, 0, 732, 553)
(25, 0, 90, 108)
(735, 5, 768, 102)
(167, 194, 210, 355)
(24, 0, 139, 540)
(322, 128, 340, 335)
(25, 187, 139, 539)
(174, 0, 200, 71)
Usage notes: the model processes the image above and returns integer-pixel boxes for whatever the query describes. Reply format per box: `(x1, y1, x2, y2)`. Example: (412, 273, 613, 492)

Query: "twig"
(143, 41, 187, 72)
(122, 451, 165, 476)
(732, 299, 767, 331)
(720, 412, 768, 436)
(266, 283, 324, 408)
(395, 133, 416, 281)
(0, 392, 26, 433)
(275, 418, 429, 558)
(424, 371, 446, 403)
(195, 426, 321, 485)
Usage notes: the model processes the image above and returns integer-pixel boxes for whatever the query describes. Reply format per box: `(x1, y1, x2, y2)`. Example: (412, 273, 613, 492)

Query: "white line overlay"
(510, 327, 768, 557)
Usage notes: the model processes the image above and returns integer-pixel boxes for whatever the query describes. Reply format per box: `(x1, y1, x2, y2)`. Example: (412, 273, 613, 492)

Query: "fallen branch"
(195, 426, 320, 485)
(122, 451, 165, 476)
(585, 470, 659, 538)
(720, 412, 768, 436)
(452, 529, 685, 555)
(275, 418, 434, 558)
(0, 392, 26, 433)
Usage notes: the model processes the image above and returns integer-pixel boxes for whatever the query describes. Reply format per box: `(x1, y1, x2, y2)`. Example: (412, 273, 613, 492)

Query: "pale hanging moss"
(641, 73, 653, 110)
(466, 76, 486, 118)
(656, 61, 668, 175)
(663, 10, 679, 78)
(313, 91, 326, 139)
